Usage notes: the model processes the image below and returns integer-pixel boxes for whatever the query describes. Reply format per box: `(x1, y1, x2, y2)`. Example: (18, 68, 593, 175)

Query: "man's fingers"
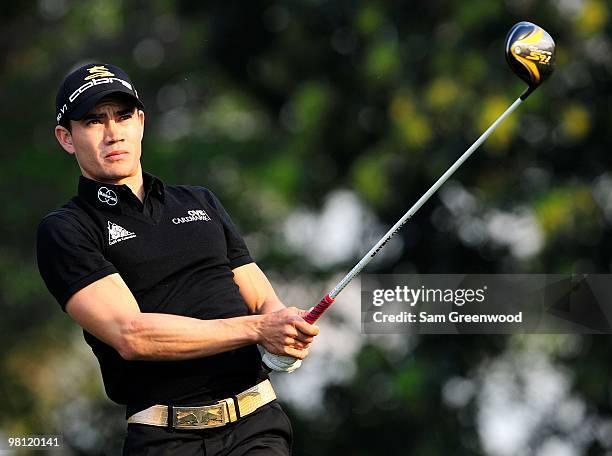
(284, 346, 308, 360)
(294, 320, 319, 337)
(284, 319, 317, 340)
(283, 336, 295, 346)
(291, 340, 311, 350)
(282, 333, 311, 349)
(294, 334, 314, 345)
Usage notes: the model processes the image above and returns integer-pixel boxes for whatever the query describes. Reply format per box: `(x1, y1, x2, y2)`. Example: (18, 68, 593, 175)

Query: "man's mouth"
(105, 150, 129, 160)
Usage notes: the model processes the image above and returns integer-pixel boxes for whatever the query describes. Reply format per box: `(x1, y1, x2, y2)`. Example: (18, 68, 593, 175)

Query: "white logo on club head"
(98, 187, 118, 206)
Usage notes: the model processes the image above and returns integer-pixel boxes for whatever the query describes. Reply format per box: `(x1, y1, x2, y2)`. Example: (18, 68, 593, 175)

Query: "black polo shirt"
(36, 172, 267, 415)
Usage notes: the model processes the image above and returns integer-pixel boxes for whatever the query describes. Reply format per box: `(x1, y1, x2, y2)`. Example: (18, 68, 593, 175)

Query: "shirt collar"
(78, 172, 165, 212)
(143, 171, 166, 202)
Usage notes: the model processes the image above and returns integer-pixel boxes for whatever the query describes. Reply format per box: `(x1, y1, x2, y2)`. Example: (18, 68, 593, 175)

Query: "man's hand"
(258, 307, 319, 360)
(232, 264, 319, 372)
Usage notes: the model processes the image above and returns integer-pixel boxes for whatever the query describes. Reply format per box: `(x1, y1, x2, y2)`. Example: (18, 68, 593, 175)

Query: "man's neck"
(120, 173, 145, 202)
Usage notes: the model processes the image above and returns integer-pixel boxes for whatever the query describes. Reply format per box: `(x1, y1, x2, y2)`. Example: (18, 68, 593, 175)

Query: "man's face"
(55, 95, 145, 184)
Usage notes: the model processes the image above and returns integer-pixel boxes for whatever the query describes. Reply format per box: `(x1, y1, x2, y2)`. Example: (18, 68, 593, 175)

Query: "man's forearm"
(120, 312, 263, 361)
(233, 263, 288, 315)
(258, 296, 287, 315)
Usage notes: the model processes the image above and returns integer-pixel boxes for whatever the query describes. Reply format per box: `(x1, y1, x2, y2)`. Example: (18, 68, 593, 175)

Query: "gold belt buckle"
(173, 404, 225, 429)
(172, 398, 237, 429)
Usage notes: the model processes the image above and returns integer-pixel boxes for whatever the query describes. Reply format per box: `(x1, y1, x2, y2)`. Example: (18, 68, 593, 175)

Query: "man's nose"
(105, 120, 124, 143)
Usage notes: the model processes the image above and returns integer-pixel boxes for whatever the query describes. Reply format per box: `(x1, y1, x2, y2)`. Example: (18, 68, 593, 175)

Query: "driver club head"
(505, 21, 556, 98)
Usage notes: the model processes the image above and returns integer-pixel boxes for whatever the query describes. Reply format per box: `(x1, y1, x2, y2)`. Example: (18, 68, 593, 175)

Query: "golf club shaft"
(303, 95, 524, 324)
(264, 95, 525, 370)
(265, 21, 554, 370)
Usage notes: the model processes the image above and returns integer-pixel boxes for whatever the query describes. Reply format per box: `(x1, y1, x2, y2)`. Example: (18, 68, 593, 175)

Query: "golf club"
(263, 21, 556, 372)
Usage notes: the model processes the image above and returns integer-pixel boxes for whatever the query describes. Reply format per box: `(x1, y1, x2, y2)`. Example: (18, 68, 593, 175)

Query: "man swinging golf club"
(37, 62, 318, 455)
(37, 20, 555, 455)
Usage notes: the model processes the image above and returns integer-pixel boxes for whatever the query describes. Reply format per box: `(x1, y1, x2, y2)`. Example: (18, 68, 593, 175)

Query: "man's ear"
(138, 109, 145, 140)
(55, 125, 75, 155)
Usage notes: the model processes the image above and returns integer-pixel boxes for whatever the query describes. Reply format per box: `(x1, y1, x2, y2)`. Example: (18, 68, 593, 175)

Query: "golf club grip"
(303, 294, 335, 324)
(261, 350, 301, 373)
(260, 295, 334, 372)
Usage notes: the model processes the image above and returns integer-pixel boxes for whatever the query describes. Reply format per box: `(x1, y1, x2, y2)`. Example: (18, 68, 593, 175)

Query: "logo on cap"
(56, 63, 144, 125)
(98, 187, 118, 206)
(85, 65, 115, 81)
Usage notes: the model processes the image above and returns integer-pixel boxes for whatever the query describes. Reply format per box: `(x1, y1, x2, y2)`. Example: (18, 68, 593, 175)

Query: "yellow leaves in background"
(560, 104, 590, 140)
(389, 94, 432, 149)
(477, 96, 518, 153)
(535, 189, 577, 235)
(576, 0, 608, 36)
(534, 186, 601, 240)
(426, 77, 461, 112)
(351, 151, 390, 207)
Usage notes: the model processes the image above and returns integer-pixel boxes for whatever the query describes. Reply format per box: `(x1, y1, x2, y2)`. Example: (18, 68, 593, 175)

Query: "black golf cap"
(56, 63, 144, 126)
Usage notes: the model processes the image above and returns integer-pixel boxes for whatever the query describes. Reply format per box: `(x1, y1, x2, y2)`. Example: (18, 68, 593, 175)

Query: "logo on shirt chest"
(172, 209, 211, 225)
(108, 221, 136, 245)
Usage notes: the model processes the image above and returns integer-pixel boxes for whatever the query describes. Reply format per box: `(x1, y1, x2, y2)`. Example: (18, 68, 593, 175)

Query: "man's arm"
(66, 272, 318, 362)
(232, 262, 287, 315)
(232, 263, 318, 352)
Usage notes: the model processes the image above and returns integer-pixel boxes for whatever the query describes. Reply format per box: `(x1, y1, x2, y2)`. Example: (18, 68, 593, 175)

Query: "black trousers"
(122, 402, 292, 456)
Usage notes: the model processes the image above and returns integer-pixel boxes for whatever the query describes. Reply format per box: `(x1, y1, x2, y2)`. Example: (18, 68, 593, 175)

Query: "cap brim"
(69, 87, 145, 121)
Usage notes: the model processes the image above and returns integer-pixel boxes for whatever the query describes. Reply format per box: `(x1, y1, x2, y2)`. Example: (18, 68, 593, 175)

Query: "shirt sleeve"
(36, 214, 118, 311)
(202, 189, 254, 269)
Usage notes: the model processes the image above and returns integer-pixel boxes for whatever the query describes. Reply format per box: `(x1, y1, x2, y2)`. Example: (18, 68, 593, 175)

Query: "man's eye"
(87, 119, 102, 125)
(120, 114, 132, 120)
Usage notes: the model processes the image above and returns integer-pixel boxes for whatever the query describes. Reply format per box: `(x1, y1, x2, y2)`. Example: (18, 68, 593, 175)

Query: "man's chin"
(94, 167, 140, 184)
